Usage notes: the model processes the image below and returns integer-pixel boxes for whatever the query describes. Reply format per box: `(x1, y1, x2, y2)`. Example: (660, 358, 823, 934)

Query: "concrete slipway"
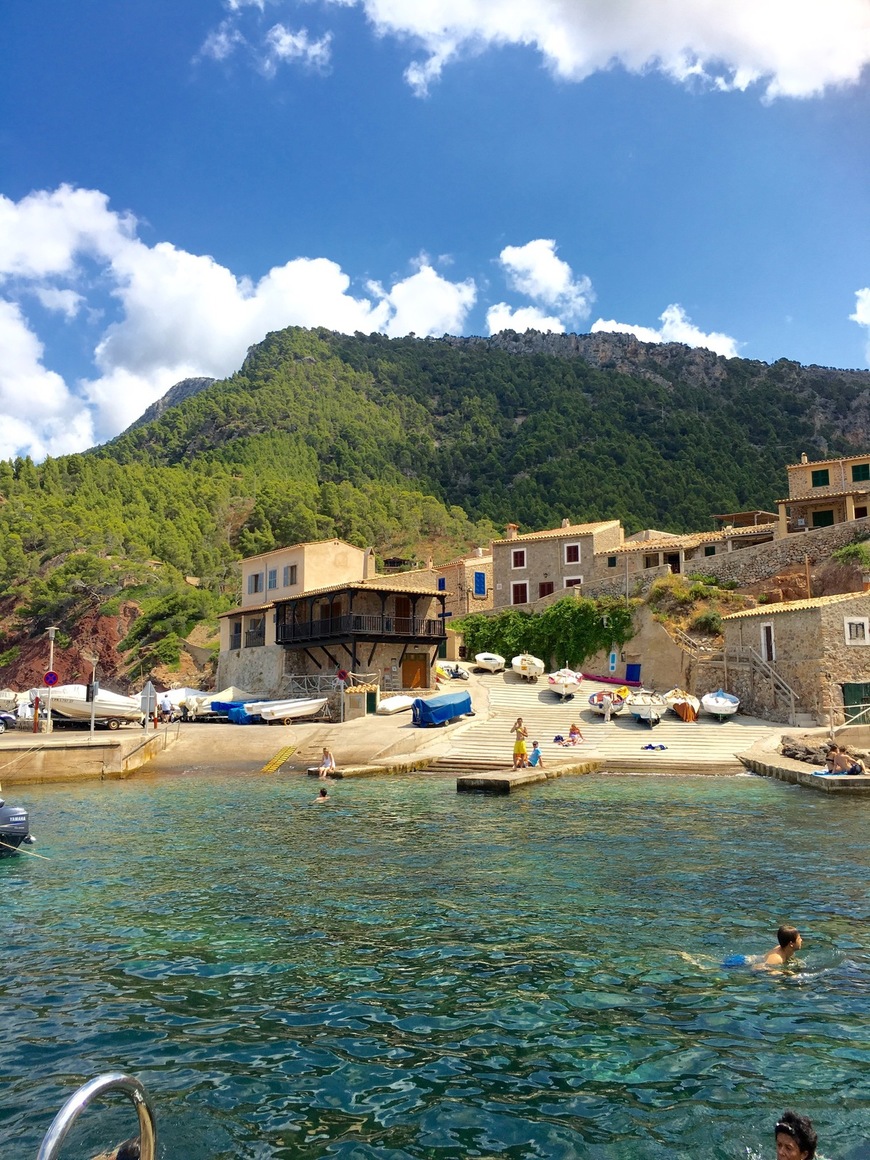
(1, 672, 861, 794)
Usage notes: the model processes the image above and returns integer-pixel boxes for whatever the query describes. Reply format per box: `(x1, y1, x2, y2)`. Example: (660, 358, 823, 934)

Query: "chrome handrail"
(36, 1073, 156, 1160)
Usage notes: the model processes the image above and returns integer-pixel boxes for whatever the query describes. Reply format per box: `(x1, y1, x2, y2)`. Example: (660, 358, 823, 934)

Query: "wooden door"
(402, 654, 427, 689)
(395, 596, 412, 635)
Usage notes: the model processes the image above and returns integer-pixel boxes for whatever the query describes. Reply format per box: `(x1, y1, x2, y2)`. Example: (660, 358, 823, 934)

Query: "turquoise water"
(2, 771, 870, 1159)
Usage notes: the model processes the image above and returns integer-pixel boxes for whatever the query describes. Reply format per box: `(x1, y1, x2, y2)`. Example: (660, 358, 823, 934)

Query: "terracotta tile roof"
(239, 538, 364, 563)
(219, 601, 274, 619)
(274, 575, 445, 600)
(723, 592, 870, 620)
(492, 520, 620, 545)
(436, 553, 493, 569)
(776, 487, 870, 503)
(787, 454, 870, 470)
(599, 525, 772, 555)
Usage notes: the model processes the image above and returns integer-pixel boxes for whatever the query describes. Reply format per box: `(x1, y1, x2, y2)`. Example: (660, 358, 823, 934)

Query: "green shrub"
(690, 610, 722, 634)
(0, 645, 21, 667)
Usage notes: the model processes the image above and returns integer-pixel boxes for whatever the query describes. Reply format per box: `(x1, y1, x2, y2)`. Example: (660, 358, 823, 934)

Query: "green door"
(842, 682, 870, 725)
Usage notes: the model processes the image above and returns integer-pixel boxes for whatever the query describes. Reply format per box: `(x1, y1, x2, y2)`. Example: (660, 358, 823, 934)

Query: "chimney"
(363, 547, 374, 578)
(800, 453, 808, 464)
(426, 556, 433, 570)
(506, 523, 518, 540)
(474, 546, 483, 557)
(561, 518, 570, 528)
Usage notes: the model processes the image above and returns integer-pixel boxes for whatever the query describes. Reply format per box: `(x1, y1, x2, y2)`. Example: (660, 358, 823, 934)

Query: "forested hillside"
(1, 325, 868, 690)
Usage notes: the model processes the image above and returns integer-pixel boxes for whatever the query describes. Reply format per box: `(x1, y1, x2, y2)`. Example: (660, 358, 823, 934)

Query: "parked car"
(0, 711, 16, 734)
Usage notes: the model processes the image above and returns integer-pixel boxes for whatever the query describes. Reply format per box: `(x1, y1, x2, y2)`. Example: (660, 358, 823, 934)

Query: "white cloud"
(0, 299, 95, 460)
(322, 0, 870, 98)
(591, 304, 739, 358)
(497, 239, 594, 324)
(199, 19, 247, 63)
(34, 287, 84, 318)
(486, 302, 564, 334)
(264, 25, 333, 73)
(0, 184, 481, 456)
(851, 288, 870, 362)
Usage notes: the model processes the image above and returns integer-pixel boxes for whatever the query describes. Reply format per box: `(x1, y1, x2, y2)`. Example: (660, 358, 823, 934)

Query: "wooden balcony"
(276, 612, 445, 646)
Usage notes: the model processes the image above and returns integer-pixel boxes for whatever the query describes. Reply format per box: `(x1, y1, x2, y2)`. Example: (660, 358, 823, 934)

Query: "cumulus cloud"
(486, 302, 564, 335)
(0, 185, 481, 457)
(850, 288, 870, 362)
(591, 304, 739, 358)
(497, 239, 594, 324)
(329, 0, 870, 98)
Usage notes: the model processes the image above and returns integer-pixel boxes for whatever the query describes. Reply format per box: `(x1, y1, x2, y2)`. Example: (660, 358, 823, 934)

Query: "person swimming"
(774, 1110, 817, 1160)
(722, 924, 802, 970)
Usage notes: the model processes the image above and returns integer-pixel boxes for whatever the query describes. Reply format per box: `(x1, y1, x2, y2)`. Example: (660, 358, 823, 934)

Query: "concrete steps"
(436, 674, 785, 775)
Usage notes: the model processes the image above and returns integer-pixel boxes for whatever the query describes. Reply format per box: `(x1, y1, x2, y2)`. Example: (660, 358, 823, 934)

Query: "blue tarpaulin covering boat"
(412, 691, 473, 727)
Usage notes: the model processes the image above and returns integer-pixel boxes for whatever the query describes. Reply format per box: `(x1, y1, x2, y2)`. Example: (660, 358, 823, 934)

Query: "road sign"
(44, 671, 59, 686)
(437, 611, 453, 618)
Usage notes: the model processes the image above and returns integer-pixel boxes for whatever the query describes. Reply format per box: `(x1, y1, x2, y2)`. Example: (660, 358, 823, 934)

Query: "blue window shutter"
(473, 571, 486, 596)
(437, 577, 446, 591)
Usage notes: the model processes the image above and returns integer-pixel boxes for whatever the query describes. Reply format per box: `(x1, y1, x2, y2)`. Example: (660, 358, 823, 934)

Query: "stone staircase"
(423, 672, 786, 775)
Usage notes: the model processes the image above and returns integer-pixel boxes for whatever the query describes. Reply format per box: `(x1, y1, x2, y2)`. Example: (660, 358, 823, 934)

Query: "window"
(811, 509, 835, 528)
(473, 571, 486, 597)
(811, 468, 830, 488)
(852, 463, 870, 482)
(283, 564, 297, 587)
(511, 548, 526, 569)
(437, 577, 446, 591)
(845, 618, 870, 646)
(856, 507, 868, 520)
(644, 554, 660, 569)
(247, 572, 264, 595)
(267, 568, 277, 590)
(564, 576, 583, 588)
(564, 543, 580, 564)
(538, 581, 554, 599)
(511, 582, 528, 605)
(607, 556, 617, 568)
(704, 545, 716, 557)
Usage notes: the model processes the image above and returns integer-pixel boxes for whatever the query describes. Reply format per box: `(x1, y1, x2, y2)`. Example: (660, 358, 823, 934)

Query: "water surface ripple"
(2, 773, 869, 1159)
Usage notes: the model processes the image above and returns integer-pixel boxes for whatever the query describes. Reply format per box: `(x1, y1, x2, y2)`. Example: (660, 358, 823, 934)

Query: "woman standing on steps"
(510, 717, 529, 769)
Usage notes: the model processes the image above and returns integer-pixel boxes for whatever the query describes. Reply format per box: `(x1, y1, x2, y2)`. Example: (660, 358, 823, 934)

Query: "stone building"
(492, 519, 623, 609)
(218, 539, 447, 696)
(720, 592, 870, 725)
(433, 549, 493, 660)
(776, 451, 870, 535)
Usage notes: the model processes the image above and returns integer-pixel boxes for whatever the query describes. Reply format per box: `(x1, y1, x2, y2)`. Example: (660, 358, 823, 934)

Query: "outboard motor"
(0, 797, 32, 856)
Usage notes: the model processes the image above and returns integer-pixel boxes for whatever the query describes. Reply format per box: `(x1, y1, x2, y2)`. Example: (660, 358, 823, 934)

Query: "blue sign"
(44, 671, 59, 686)
(437, 611, 453, 618)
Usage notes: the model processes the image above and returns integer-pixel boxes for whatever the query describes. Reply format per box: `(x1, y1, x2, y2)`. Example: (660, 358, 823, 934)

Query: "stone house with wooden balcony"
(492, 519, 623, 609)
(776, 451, 870, 535)
(719, 592, 870, 725)
(218, 539, 447, 696)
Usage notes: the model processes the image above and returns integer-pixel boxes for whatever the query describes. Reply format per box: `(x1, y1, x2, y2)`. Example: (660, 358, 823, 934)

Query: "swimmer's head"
(777, 925, 801, 949)
(775, 1110, 817, 1160)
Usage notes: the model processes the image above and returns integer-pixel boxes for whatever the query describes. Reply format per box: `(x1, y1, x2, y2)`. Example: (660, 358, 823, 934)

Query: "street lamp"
(46, 626, 59, 734)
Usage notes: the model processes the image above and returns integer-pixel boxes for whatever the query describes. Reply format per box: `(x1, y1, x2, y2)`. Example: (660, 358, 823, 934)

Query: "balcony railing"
(276, 612, 445, 645)
(245, 628, 266, 648)
(229, 633, 242, 651)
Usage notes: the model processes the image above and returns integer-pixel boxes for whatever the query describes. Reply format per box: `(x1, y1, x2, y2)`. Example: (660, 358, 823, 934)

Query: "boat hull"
(474, 653, 505, 673)
(547, 669, 582, 698)
(511, 654, 545, 681)
(626, 692, 667, 726)
(701, 689, 740, 719)
(588, 689, 627, 715)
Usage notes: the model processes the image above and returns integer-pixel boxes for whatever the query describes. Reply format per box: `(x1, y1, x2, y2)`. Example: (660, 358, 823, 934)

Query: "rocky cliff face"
(121, 376, 216, 434)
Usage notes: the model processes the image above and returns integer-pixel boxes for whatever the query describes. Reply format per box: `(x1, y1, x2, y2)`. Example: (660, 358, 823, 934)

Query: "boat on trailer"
(625, 690, 667, 726)
(547, 668, 582, 699)
(588, 687, 629, 715)
(701, 689, 740, 720)
(511, 654, 545, 682)
(244, 697, 329, 724)
(664, 688, 701, 722)
(474, 652, 505, 673)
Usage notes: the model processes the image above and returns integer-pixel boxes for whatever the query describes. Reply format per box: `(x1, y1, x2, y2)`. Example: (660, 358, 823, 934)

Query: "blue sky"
(1, 0, 869, 460)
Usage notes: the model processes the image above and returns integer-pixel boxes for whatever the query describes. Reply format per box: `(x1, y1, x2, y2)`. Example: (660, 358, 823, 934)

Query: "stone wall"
(216, 644, 285, 697)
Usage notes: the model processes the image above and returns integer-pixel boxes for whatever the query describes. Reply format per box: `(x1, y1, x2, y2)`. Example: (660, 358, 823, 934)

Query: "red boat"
(582, 672, 643, 688)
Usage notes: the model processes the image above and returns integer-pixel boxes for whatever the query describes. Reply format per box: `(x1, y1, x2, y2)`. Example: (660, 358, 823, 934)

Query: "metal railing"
(37, 1073, 156, 1160)
(245, 628, 265, 648)
(277, 613, 444, 644)
(671, 626, 723, 660)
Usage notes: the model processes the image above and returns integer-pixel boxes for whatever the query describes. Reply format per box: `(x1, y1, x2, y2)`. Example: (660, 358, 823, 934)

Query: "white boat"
(547, 668, 582, 698)
(511, 654, 545, 682)
(588, 687, 629, 715)
(186, 686, 252, 717)
(664, 688, 701, 722)
(31, 683, 143, 724)
(474, 652, 505, 673)
(701, 689, 740, 720)
(625, 690, 667, 726)
(248, 697, 329, 723)
(376, 695, 416, 715)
